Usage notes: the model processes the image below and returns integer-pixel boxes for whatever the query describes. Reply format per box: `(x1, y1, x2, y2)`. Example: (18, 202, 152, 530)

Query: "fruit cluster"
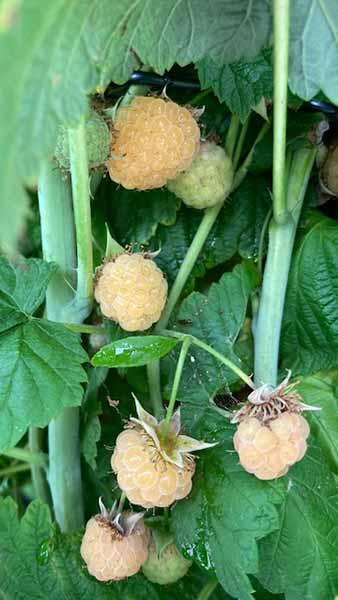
(233, 412, 310, 480)
(107, 96, 200, 190)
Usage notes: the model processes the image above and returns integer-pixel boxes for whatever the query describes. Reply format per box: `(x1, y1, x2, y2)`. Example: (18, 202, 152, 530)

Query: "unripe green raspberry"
(167, 141, 233, 209)
(142, 531, 192, 585)
(55, 111, 111, 169)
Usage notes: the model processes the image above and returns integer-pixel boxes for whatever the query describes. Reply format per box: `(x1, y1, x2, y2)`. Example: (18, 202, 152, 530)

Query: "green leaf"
(96, 0, 272, 85)
(82, 415, 101, 471)
(289, 0, 338, 103)
(153, 177, 271, 287)
(257, 444, 338, 600)
(162, 263, 259, 433)
(0, 498, 228, 599)
(100, 181, 180, 246)
(92, 336, 178, 368)
(197, 50, 273, 122)
(297, 372, 338, 473)
(172, 434, 284, 600)
(280, 213, 338, 375)
(0, 319, 87, 451)
(0, 257, 57, 332)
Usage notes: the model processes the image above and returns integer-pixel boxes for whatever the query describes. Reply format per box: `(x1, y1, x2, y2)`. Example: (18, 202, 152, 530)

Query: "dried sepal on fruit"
(106, 96, 200, 190)
(167, 141, 234, 209)
(111, 395, 216, 508)
(80, 498, 150, 581)
(231, 371, 319, 480)
(54, 110, 111, 170)
(94, 252, 168, 332)
(142, 528, 192, 585)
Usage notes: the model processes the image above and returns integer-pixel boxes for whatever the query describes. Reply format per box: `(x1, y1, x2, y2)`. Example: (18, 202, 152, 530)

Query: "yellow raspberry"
(111, 396, 216, 508)
(113, 428, 195, 508)
(167, 141, 233, 209)
(234, 414, 310, 480)
(94, 253, 168, 331)
(80, 501, 150, 581)
(106, 96, 200, 190)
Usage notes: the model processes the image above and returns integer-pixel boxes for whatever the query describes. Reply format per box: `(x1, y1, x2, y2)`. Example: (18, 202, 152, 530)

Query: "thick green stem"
(163, 330, 254, 389)
(28, 427, 51, 504)
(68, 118, 93, 321)
(272, 0, 290, 223)
(254, 148, 316, 386)
(38, 160, 84, 531)
(196, 577, 219, 600)
(162, 338, 191, 436)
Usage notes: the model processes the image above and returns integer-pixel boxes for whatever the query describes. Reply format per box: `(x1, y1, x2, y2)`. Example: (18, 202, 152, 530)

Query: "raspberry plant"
(0, 2, 338, 600)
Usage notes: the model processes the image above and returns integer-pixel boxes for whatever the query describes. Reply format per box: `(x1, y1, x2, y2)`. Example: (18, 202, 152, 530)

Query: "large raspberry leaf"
(153, 176, 271, 288)
(0, 498, 231, 599)
(280, 213, 338, 376)
(0, 1, 271, 252)
(172, 433, 284, 600)
(197, 50, 273, 123)
(257, 444, 338, 600)
(162, 262, 258, 433)
(0, 257, 87, 451)
(288, 0, 338, 104)
(0, 257, 57, 333)
(298, 372, 338, 474)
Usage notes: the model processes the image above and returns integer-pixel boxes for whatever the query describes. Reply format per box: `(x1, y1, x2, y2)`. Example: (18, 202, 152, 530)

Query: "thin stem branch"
(254, 148, 316, 386)
(233, 122, 270, 190)
(62, 322, 106, 335)
(3, 446, 47, 466)
(146, 361, 163, 418)
(233, 114, 251, 170)
(197, 577, 218, 600)
(162, 338, 191, 436)
(162, 330, 254, 389)
(0, 464, 31, 478)
(155, 204, 223, 333)
(118, 491, 126, 513)
(272, 0, 290, 223)
(68, 118, 93, 321)
(225, 114, 240, 158)
(257, 207, 272, 275)
(28, 427, 51, 504)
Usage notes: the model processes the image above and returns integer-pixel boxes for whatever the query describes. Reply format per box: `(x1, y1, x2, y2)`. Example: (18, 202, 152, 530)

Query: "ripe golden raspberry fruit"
(142, 529, 192, 585)
(231, 372, 317, 480)
(167, 141, 233, 209)
(94, 253, 168, 331)
(80, 499, 150, 581)
(111, 396, 216, 508)
(55, 111, 111, 169)
(106, 96, 200, 190)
